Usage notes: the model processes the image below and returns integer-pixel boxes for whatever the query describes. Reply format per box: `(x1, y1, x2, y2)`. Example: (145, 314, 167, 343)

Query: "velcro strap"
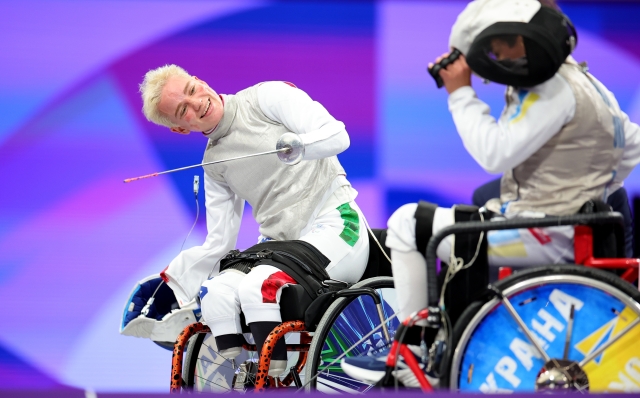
(453, 204, 483, 263)
(442, 205, 490, 327)
(415, 201, 438, 256)
(220, 241, 331, 299)
(224, 261, 257, 274)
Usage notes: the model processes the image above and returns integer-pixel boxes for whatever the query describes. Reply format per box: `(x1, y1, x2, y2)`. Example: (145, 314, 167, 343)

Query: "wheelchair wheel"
(449, 265, 640, 393)
(182, 332, 253, 392)
(304, 276, 398, 393)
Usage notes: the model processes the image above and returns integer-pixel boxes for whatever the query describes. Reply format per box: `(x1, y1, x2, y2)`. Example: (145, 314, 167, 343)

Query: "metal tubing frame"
(574, 224, 640, 284)
(384, 311, 434, 392)
(170, 322, 311, 393)
(425, 212, 628, 307)
(170, 322, 211, 393)
(254, 320, 307, 392)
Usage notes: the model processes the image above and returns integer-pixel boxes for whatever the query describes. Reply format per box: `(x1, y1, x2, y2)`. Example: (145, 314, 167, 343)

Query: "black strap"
(579, 199, 624, 258)
(220, 240, 331, 299)
(439, 206, 491, 327)
(224, 261, 256, 274)
(415, 201, 438, 256)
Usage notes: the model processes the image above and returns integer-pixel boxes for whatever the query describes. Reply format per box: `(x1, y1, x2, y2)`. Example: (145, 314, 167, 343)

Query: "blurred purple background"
(1, 0, 640, 393)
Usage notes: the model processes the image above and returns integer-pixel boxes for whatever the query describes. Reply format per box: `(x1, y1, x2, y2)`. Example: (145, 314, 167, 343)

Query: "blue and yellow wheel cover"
(457, 281, 640, 392)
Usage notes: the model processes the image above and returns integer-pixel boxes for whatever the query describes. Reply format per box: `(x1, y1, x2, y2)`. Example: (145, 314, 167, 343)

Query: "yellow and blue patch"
(509, 90, 540, 124)
(487, 229, 528, 258)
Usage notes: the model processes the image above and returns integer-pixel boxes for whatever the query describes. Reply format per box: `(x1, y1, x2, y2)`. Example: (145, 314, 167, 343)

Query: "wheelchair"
(169, 229, 399, 393)
(377, 212, 640, 393)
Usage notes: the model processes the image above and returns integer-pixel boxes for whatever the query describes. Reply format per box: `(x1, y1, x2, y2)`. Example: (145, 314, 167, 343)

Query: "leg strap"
(250, 321, 287, 361)
(440, 206, 490, 327)
(414, 201, 438, 256)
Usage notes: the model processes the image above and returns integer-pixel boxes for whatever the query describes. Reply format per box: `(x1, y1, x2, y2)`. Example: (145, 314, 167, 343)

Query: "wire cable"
(145, 185, 200, 314)
(180, 191, 200, 253)
(438, 207, 485, 308)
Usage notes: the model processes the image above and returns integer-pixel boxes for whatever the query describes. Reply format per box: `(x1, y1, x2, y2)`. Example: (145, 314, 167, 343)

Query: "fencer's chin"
(200, 97, 212, 119)
(203, 123, 217, 136)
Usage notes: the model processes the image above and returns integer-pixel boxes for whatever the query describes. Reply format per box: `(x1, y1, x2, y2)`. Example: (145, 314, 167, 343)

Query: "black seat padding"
(359, 228, 393, 280)
(280, 284, 314, 321)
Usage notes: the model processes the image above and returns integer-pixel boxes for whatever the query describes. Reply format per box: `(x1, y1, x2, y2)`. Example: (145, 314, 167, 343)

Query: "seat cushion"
(239, 284, 313, 333)
(280, 284, 314, 322)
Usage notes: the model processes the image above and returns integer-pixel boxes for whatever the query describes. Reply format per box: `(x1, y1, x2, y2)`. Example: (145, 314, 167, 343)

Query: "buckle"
(223, 249, 240, 260)
(426, 306, 442, 328)
(256, 249, 273, 259)
(321, 279, 350, 289)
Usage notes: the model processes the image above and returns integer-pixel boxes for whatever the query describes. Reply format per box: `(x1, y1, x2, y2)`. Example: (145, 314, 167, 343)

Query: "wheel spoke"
(578, 316, 640, 367)
(299, 311, 399, 392)
(563, 304, 575, 360)
(500, 295, 552, 362)
(194, 373, 233, 392)
(196, 356, 239, 373)
(202, 342, 237, 365)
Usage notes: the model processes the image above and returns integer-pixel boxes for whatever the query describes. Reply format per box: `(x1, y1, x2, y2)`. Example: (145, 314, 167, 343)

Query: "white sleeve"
(581, 74, 640, 194)
(163, 173, 244, 306)
(257, 81, 349, 160)
(615, 114, 640, 182)
(610, 108, 640, 191)
(448, 74, 576, 174)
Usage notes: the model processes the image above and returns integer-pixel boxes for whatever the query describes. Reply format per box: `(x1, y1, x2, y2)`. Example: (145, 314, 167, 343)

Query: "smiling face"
(157, 75, 224, 134)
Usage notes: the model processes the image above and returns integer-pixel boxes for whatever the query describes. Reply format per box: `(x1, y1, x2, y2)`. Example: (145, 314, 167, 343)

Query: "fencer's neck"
(202, 95, 225, 137)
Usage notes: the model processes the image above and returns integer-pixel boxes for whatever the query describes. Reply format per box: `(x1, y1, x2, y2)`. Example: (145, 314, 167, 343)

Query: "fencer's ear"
(170, 127, 190, 135)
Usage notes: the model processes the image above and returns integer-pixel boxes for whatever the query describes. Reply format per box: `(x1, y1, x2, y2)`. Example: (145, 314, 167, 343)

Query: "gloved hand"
(120, 273, 201, 346)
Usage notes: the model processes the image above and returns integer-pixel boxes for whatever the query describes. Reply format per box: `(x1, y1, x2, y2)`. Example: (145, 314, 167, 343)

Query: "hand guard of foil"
(120, 274, 201, 346)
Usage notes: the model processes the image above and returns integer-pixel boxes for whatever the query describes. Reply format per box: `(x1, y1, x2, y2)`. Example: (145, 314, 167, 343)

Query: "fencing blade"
(123, 148, 289, 183)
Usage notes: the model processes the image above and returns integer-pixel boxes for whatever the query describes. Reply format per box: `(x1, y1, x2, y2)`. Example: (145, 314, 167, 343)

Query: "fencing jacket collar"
(203, 94, 235, 140)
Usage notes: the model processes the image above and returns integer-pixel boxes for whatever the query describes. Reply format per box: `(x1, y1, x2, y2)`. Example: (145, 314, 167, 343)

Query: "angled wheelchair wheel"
(449, 265, 640, 393)
(182, 332, 252, 392)
(304, 276, 398, 393)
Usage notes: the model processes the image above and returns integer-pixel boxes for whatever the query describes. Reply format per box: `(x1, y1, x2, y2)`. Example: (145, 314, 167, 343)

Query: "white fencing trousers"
(200, 201, 369, 338)
(386, 203, 574, 322)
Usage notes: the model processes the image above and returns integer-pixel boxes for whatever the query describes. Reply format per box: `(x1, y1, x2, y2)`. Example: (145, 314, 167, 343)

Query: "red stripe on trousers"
(261, 271, 297, 303)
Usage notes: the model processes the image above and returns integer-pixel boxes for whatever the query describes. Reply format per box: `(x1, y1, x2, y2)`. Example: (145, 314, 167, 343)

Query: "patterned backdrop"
(1, 0, 640, 392)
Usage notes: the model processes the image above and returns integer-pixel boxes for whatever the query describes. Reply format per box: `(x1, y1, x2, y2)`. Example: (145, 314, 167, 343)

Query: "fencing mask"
(450, 0, 577, 87)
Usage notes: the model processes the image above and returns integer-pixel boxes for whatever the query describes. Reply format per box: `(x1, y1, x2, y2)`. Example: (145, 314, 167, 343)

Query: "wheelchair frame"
(170, 320, 312, 392)
(384, 212, 639, 392)
(169, 284, 393, 392)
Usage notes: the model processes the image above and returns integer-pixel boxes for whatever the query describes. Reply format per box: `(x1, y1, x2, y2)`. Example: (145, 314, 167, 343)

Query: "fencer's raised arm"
(162, 174, 244, 306)
(257, 81, 349, 160)
(448, 74, 575, 174)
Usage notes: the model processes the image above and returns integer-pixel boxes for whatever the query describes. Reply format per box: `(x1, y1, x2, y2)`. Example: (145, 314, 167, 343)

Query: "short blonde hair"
(139, 64, 192, 127)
